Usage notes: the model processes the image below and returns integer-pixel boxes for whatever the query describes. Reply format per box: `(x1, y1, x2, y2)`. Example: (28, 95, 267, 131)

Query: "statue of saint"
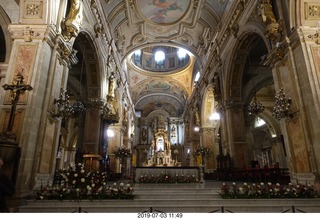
(108, 72, 115, 98)
(62, 0, 83, 40)
(259, 0, 277, 25)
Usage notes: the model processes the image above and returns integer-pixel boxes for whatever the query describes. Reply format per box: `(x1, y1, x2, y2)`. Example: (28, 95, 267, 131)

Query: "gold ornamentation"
(26, 4, 40, 15)
(57, 42, 78, 68)
(61, 0, 83, 41)
(259, 0, 277, 25)
(308, 30, 320, 44)
(305, 4, 320, 19)
(259, 0, 282, 42)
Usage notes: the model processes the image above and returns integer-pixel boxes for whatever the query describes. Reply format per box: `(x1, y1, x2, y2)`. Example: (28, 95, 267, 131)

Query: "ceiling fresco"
(100, 0, 229, 117)
(136, 0, 191, 24)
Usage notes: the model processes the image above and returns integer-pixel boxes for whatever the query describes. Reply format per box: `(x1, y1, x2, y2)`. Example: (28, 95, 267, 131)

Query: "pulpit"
(83, 154, 102, 171)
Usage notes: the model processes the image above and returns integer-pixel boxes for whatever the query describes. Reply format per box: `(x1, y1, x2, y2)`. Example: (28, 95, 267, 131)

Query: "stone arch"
(221, 23, 279, 168)
(60, 30, 105, 166)
(0, 6, 14, 62)
(69, 31, 102, 102)
(201, 85, 217, 128)
(200, 84, 220, 170)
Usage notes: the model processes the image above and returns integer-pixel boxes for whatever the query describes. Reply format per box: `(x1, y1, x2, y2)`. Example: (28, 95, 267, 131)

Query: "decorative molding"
(56, 42, 78, 68)
(304, 3, 320, 20)
(308, 30, 320, 44)
(219, 1, 246, 48)
(61, 0, 84, 41)
(8, 25, 48, 41)
(224, 100, 244, 113)
(262, 43, 287, 66)
(20, 0, 45, 23)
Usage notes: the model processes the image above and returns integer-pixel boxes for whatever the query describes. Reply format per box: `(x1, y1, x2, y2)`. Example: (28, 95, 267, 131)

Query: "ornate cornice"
(216, 0, 246, 49)
(224, 100, 245, 113)
(8, 24, 51, 42)
(262, 42, 288, 67)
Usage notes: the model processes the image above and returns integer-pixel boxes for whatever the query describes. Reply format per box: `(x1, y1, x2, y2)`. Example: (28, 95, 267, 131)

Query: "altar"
(143, 128, 178, 167)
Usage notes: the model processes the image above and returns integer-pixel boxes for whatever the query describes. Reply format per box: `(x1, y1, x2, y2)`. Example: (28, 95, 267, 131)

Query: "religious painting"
(136, 0, 191, 24)
(141, 126, 148, 144)
(148, 81, 170, 91)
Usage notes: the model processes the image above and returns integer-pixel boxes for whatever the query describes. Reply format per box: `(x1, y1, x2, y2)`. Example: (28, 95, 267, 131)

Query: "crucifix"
(2, 73, 33, 140)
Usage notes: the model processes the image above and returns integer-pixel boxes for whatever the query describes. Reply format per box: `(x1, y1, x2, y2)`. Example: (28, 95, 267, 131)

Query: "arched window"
(154, 50, 165, 63)
(254, 116, 266, 128)
(194, 71, 200, 84)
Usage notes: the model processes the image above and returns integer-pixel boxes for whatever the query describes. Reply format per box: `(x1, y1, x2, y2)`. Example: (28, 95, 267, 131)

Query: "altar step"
(17, 181, 320, 213)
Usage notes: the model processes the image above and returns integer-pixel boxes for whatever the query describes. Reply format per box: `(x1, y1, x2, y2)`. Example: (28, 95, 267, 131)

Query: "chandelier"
(247, 54, 265, 116)
(272, 87, 293, 120)
(248, 94, 265, 115)
(51, 88, 86, 120)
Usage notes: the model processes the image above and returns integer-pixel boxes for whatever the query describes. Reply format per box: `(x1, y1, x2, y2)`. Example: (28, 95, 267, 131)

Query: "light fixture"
(51, 88, 85, 120)
(209, 112, 220, 121)
(154, 50, 165, 62)
(272, 87, 295, 120)
(248, 95, 265, 115)
(107, 129, 115, 138)
(51, 47, 86, 120)
(247, 53, 265, 115)
(177, 48, 187, 59)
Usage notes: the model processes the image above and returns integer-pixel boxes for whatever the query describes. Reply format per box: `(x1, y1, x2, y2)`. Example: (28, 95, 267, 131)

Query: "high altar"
(145, 128, 176, 166)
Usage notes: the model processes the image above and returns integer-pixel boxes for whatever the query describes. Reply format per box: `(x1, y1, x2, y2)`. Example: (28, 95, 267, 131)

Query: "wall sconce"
(272, 87, 296, 120)
(51, 88, 86, 120)
(209, 112, 220, 121)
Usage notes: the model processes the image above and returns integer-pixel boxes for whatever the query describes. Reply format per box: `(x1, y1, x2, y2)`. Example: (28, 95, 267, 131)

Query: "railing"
(72, 206, 88, 213)
(210, 206, 233, 213)
(141, 207, 165, 213)
(209, 205, 306, 213)
(214, 167, 290, 183)
(140, 205, 307, 213)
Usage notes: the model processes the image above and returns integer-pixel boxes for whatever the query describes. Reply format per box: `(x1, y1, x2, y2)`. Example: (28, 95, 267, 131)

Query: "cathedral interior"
(1, 0, 320, 212)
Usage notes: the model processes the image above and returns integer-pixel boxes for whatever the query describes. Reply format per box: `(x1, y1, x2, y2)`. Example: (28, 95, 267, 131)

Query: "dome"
(131, 46, 191, 73)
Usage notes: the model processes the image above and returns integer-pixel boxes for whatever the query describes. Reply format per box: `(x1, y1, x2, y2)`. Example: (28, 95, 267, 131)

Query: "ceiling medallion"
(136, 0, 191, 25)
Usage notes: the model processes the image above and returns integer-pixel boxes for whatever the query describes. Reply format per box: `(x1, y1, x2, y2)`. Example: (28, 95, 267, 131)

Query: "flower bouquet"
(34, 163, 135, 200)
(113, 146, 132, 163)
(193, 146, 211, 157)
(220, 182, 320, 199)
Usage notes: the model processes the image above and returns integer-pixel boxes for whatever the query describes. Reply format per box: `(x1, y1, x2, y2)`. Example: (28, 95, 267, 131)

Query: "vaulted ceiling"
(100, 0, 229, 117)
